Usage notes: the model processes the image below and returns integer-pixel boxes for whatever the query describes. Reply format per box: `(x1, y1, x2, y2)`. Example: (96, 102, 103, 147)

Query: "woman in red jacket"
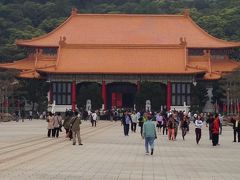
(212, 114, 220, 146)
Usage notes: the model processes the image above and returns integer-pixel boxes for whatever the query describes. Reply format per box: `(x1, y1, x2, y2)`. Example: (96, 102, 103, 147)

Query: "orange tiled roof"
(0, 55, 56, 71)
(212, 58, 240, 72)
(188, 55, 240, 80)
(16, 12, 240, 48)
(37, 43, 204, 74)
(18, 70, 41, 79)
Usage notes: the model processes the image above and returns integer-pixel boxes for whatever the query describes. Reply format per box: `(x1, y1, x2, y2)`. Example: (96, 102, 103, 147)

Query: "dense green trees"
(0, 0, 240, 62)
(191, 82, 209, 113)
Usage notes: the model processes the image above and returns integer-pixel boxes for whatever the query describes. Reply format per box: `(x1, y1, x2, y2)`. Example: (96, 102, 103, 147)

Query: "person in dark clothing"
(181, 115, 188, 140)
(162, 115, 168, 135)
(138, 115, 144, 136)
(206, 114, 214, 140)
(21, 110, 25, 122)
(63, 111, 72, 140)
(231, 116, 240, 142)
(121, 111, 132, 136)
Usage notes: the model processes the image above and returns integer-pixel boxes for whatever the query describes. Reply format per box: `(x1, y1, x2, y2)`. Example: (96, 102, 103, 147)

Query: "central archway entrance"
(107, 82, 137, 109)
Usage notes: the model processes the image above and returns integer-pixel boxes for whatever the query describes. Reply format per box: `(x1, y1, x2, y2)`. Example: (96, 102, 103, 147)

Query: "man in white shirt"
(131, 111, 138, 132)
(91, 111, 98, 127)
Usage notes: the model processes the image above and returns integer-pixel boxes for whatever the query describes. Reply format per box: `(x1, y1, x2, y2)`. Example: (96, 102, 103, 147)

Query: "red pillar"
(167, 81, 171, 111)
(102, 81, 107, 110)
(71, 81, 76, 112)
(137, 81, 141, 93)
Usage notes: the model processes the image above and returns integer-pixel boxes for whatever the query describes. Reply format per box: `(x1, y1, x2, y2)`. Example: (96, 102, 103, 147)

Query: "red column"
(167, 81, 171, 111)
(137, 81, 141, 93)
(102, 81, 107, 110)
(71, 81, 76, 112)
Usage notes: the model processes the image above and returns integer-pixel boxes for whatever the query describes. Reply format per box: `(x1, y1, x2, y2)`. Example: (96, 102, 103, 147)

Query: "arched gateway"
(0, 9, 239, 112)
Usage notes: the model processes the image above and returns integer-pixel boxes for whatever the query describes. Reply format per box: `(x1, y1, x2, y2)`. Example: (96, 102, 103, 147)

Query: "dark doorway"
(107, 82, 137, 109)
(122, 93, 134, 108)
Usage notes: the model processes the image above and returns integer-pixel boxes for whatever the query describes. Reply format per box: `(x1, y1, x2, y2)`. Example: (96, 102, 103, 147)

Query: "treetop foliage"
(0, 0, 240, 62)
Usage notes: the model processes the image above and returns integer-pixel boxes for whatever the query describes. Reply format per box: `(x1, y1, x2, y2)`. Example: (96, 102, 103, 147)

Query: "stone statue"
(86, 99, 91, 111)
(145, 100, 151, 112)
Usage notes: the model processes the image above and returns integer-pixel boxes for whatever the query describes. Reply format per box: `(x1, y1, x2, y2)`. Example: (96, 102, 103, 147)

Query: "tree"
(220, 69, 240, 114)
(17, 79, 49, 112)
(135, 81, 166, 111)
(211, 81, 226, 112)
(77, 83, 102, 110)
(0, 70, 19, 113)
(191, 82, 208, 113)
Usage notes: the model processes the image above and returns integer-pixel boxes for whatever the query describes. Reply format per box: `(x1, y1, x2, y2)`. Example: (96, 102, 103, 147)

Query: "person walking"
(219, 114, 223, 135)
(195, 115, 203, 144)
(162, 114, 168, 135)
(206, 113, 214, 140)
(47, 112, 54, 138)
(231, 115, 240, 142)
(121, 111, 131, 136)
(91, 110, 97, 127)
(212, 114, 220, 146)
(70, 111, 83, 146)
(181, 115, 188, 140)
(156, 112, 163, 134)
(167, 114, 175, 141)
(53, 112, 62, 138)
(142, 115, 157, 155)
(63, 111, 72, 140)
(131, 111, 138, 132)
(138, 112, 144, 136)
(29, 110, 33, 120)
(20, 110, 25, 122)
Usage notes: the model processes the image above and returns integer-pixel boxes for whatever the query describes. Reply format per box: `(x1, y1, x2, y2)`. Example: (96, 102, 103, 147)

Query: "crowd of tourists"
(120, 109, 240, 155)
(25, 107, 240, 153)
(45, 109, 101, 146)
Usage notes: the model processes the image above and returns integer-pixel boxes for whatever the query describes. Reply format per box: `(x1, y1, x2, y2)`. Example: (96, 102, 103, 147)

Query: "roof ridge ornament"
(179, 37, 187, 46)
(71, 8, 78, 16)
(59, 36, 66, 47)
(183, 9, 190, 17)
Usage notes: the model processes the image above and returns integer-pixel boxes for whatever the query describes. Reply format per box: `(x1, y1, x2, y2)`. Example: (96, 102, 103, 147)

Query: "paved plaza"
(0, 120, 239, 180)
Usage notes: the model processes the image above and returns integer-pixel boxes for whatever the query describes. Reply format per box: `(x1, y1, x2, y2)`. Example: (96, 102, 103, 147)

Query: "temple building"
(0, 9, 240, 112)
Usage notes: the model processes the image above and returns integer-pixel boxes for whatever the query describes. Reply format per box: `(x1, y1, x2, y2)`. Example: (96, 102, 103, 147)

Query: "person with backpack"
(70, 111, 83, 146)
